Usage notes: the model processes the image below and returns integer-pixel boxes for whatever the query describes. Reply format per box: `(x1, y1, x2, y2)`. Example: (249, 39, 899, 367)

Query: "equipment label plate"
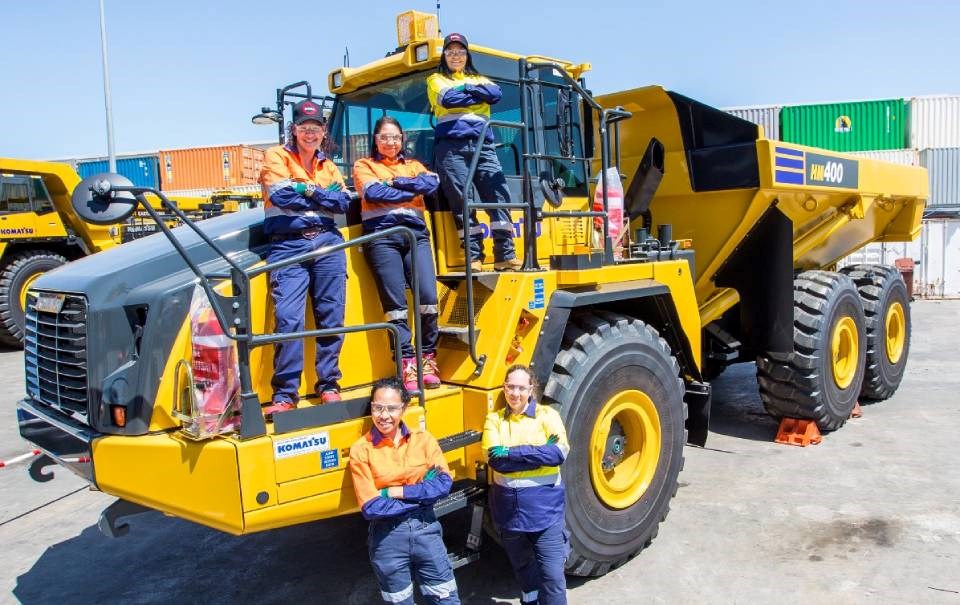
(274, 431, 330, 459)
(35, 293, 65, 314)
(321, 449, 339, 470)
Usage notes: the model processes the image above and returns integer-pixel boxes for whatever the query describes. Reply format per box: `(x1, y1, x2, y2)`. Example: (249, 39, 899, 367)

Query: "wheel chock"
(850, 401, 862, 419)
(774, 418, 822, 447)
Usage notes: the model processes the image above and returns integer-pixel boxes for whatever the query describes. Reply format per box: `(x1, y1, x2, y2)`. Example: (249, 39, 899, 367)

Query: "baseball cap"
(292, 100, 325, 125)
(442, 33, 468, 51)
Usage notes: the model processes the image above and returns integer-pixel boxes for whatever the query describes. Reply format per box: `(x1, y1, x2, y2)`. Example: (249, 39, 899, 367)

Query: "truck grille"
(24, 292, 89, 421)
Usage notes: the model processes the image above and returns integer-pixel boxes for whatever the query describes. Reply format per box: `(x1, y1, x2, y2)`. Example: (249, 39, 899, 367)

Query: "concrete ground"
(1, 300, 958, 605)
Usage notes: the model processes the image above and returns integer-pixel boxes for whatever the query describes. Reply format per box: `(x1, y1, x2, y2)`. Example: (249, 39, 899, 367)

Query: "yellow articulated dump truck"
(0, 158, 256, 346)
(16, 11, 925, 577)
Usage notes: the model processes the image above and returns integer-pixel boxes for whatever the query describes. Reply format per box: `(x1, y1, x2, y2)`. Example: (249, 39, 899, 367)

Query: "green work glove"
(293, 183, 307, 194)
(488, 445, 509, 459)
(325, 182, 342, 192)
(423, 466, 440, 481)
(380, 487, 391, 499)
(546, 434, 559, 445)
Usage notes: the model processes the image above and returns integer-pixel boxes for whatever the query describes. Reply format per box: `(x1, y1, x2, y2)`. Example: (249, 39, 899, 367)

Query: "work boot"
(422, 353, 442, 389)
(320, 389, 341, 404)
(494, 257, 523, 271)
(469, 260, 483, 272)
(263, 398, 297, 417)
(402, 357, 419, 392)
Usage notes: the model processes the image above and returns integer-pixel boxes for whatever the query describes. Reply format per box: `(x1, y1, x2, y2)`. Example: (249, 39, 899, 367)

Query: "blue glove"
(423, 466, 440, 481)
(325, 182, 342, 192)
(488, 446, 510, 459)
(293, 183, 307, 194)
(546, 434, 559, 445)
(380, 487, 391, 499)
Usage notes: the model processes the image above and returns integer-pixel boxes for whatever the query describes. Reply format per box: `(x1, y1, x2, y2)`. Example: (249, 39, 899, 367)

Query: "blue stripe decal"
(775, 147, 804, 157)
(775, 170, 804, 185)
(775, 157, 804, 169)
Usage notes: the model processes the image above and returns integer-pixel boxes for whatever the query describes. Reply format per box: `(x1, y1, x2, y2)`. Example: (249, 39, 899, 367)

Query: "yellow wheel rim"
(884, 302, 906, 365)
(831, 316, 859, 389)
(20, 272, 43, 312)
(589, 389, 661, 510)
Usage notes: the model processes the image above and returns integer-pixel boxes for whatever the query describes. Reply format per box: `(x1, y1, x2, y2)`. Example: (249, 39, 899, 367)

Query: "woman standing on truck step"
(259, 99, 353, 413)
(427, 32, 522, 273)
(348, 376, 460, 605)
(483, 364, 570, 605)
(354, 116, 442, 393)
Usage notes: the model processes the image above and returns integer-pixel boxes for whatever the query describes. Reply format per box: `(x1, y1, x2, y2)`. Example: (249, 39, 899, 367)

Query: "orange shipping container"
(159, 145, 266, 191)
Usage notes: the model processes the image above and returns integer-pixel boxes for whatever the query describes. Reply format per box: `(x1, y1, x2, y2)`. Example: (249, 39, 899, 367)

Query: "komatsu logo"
(0, 228, 34, 235)
(274, 431, 330, 459)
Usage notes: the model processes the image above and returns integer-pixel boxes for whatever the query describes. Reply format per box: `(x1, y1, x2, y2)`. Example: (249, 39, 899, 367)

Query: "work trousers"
(500, 521, 569, 605)
(434, 137, 516, 263)
(363, 228, 439, 358)
(368, 510, 460, 604)
(268, 230, 345, 400)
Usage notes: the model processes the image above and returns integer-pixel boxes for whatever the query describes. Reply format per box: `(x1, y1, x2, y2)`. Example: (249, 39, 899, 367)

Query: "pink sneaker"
(422, 353, 441, 388)
(402, 357, 419, 392)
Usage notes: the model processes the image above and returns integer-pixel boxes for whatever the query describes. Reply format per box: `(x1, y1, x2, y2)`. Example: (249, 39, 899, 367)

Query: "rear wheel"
(542, 311, 686, 577)
(757, 271, 867, 431)
(0, 251, 67, 347)
(840, 264, 911, 400)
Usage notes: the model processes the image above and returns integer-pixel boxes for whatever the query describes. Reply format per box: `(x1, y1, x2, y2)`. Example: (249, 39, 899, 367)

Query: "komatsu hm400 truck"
(17, 11, 926, 577)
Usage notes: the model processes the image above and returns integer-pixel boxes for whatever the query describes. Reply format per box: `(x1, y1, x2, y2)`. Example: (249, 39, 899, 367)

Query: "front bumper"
(17, 397, 99, 485)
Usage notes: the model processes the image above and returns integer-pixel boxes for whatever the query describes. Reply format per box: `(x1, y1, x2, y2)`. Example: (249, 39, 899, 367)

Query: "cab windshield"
(327, 67, 587, 196)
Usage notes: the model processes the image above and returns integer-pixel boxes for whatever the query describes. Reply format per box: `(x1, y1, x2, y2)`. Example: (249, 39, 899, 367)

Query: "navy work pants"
(268, 230, 345, 401)
(434, 137, 516, 263)
(368, 510, 460, 604)
(500, 521, 569, 605)
(363, 228, 438, 358)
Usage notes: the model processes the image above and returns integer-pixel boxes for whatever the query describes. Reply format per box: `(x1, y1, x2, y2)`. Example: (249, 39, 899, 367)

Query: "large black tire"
(840, 264, 911, 400)
(542, 311, 686, 577)
(0, 251, 67, 347)
(757, 271, 867, 431)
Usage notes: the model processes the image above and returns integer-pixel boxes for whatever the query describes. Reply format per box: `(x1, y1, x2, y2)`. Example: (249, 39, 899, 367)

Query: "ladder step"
(447, 550, 481, 570)
(438, 272, 500, 291)
(437, 429, 482, 452)
(438, 325, 478, 344)
(433, 481, 486, 517)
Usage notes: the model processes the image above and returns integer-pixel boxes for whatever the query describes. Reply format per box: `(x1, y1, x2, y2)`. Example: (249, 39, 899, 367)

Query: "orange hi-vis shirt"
(260, 144, 347, 234)
(349, 422, 453, 520)
(352, 155, 438, 231)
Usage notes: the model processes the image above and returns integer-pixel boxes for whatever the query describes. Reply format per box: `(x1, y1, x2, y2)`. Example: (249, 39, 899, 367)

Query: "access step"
(437, 429, 482, 452)
(437, 272, 500, 291)
(433, 480, 486, 517)
(438, 325, 478, 344)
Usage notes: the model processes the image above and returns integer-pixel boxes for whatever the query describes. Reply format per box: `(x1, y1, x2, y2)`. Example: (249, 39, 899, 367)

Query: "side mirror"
(71, 173, 139, 225)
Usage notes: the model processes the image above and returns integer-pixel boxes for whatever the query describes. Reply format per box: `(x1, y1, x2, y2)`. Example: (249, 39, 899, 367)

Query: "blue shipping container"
(77, 155, 160, 190)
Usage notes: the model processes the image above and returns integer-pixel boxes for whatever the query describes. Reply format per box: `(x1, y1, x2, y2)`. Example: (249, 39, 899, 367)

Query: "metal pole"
(98, 0, 117, 172)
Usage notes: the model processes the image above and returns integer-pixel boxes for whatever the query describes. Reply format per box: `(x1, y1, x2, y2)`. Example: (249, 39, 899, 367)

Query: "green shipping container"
(781, 99, 906, 152)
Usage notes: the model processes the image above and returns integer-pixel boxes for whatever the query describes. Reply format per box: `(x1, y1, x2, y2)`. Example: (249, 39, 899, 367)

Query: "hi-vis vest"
(260, 144, 345, 233)
(353, 155, 429, 229)
(426, 72, 496, 141)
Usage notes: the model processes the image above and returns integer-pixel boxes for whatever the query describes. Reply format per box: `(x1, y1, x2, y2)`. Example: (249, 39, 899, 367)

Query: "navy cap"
(442, 33, 468, 51)
(292, 100, 325, 125)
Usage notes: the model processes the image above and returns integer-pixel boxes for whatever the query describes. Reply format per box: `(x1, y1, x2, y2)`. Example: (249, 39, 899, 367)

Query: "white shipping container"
(920, 147, 960, 208)
(845, 149, 920, 166)
(909, 95, 960, 149)
(838, 219, 960, 299)
(723, 105, 781, 140)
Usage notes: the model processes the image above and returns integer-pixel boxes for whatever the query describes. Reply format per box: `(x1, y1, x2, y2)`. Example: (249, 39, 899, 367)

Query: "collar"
(370, 421, 411, 446)
(283, 141, 327, 163)
(504, 399, 537, 419)
(372, 150, 405, 163)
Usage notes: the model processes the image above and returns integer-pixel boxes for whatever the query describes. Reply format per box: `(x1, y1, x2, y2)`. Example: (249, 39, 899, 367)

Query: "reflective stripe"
(492, 471, 561, 488)
(381, 583, 414, 603)
(386, 309, 408, 321)
(362, 179, 382, 191)
(557, 443, 570, 458)
(361, 207, 424, 220)
(268, 179, 296, 196)
(457, 226, 485, 236)
(490, 220, 515, 232)
(437, 112, 487, 123)
(522, 589, 539, 602)
(419, 304, 438, 314)
(420, 578, 458, 598)
(264, 205, 334, 220)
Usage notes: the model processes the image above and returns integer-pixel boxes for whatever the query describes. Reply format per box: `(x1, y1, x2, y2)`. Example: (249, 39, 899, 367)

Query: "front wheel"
(543, 311, 686, 577)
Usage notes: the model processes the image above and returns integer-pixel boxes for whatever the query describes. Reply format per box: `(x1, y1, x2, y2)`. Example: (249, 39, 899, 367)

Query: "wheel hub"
(831, 315, 859, 389)
(884, 301, 906, 364)
(589, 389, 661, 510)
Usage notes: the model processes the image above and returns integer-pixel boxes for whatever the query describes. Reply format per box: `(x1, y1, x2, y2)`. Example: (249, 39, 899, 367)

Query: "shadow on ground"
(704, 362, 780, 443)
(14, 505, 536, 604)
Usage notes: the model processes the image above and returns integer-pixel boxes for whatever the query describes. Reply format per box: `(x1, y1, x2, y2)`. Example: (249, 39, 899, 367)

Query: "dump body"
(597, 86, 927, 327)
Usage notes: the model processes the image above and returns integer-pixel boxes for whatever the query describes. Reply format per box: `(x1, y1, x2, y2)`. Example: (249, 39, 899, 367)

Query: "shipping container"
(781, 99, 906, 152)
(158, 145, 265, 191)
(908, 95, 960, 149)
(839, 218, 960, 298)
(77, 155, 161, 190)
(722, 105, 781, 140)
(920, 147, 960, 208)
(845, 149, 920, 166)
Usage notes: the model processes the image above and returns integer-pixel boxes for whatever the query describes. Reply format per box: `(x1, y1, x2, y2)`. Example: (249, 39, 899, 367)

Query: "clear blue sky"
(3, 0, 958, 160)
